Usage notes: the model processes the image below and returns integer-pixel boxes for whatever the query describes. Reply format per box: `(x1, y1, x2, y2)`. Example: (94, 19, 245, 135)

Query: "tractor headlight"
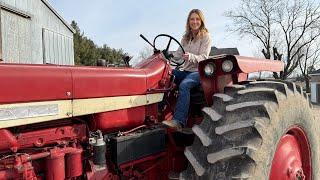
(222, 60, 234, 73)
(204, 63, 216, 76)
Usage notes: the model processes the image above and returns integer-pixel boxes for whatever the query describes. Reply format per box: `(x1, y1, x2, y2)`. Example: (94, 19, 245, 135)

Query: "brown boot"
(162, 120, 182, 131)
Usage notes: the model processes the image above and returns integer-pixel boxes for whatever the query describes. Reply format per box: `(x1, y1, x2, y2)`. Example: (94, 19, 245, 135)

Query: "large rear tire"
(180, 80, 320, 179)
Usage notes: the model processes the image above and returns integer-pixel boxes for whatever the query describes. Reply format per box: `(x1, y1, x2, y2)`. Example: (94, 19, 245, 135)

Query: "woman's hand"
(182, 53, 190, 61)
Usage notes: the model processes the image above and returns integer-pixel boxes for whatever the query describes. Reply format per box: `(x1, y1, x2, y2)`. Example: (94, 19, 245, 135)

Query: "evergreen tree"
(70, 20, 127, 66)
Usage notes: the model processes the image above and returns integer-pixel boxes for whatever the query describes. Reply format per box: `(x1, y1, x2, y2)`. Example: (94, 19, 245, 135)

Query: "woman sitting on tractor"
(162, 9, 212, 130)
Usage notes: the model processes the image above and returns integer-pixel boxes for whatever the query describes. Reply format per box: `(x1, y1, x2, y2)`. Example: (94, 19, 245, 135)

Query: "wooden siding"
(0, 0, 74, 64)
(311, 75, 320, 82)
(1, 10, 31, 63)
(43, 28, 74, 65)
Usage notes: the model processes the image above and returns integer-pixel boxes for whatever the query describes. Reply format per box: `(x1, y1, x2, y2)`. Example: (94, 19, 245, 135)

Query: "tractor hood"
(0, 53, 168, 104)
(0, 54, 169, 128)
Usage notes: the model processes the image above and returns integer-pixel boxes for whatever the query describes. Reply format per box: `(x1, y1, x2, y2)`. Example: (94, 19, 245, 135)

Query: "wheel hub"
(269, 126, 311, 180)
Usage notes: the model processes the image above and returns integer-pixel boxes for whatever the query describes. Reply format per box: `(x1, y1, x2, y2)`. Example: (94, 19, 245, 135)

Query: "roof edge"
(41, 0, 75, 34)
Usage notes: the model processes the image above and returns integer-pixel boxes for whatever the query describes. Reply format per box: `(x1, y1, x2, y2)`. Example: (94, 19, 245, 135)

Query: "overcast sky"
(47, 1, 258, 61)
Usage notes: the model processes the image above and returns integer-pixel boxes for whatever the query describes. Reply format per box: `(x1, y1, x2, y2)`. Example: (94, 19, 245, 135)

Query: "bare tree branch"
(226, 0, 320, 80)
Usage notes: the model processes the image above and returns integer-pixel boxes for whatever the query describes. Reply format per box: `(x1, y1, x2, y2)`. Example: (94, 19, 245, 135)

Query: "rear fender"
(198, 55, 284, 105)
(234, 55, 284, 73)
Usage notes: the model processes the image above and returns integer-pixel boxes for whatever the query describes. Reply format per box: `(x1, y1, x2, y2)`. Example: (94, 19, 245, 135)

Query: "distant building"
(309, 70, 320, 103)
(0, 0, 74, 65)
(210, 46, 240, 56)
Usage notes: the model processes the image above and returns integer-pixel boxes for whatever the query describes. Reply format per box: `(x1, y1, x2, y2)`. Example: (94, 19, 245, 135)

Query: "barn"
(0, 0, 74, 65)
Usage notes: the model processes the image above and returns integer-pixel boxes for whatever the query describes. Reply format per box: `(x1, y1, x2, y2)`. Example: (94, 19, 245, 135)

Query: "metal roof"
(309, 69, 320, 76)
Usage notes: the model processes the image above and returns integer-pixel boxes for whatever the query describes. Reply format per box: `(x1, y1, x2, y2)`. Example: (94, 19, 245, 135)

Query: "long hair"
(182, 9, 208, 44)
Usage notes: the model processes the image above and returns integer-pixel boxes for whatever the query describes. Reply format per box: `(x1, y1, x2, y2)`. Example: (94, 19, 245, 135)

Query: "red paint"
(28, 152, 51, 161)
(90, 106, 146, 133)
(119, 151, 169, 180)
(198, 58, 231, 105)
(0, 169, 19, 179)
(46, 148, 66, 180)
(0, 157, 37, 179)
(0, 53, 169, 104)
(0, 129, 18, 152)
(0, 124, 86, 152)
(17, 124, 86, 149)
(236, 72, 249, 82)
(0, 64, 72, 104)
(144, 55, 170, 90)
(0, 53, 175, 179)
(0, 126, 181, 180)
(0, 147, 84, 180)
(270, 126, 311, 180)
(72, 67, 147, 98)
(234, 55, 284, 73)
(65, 148, 83, 178)
(199, 55, 283, 105)
(72, 54, 168, 99)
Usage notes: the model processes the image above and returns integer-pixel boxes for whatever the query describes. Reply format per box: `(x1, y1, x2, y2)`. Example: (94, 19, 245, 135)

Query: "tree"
(97, 44, 126, 65)
(225, 0, 320, 79)
(298, 41, 320, 92)
(138, 46, 153, 60)
(71, 21, 83, 65)
(70, 21, 127, 66)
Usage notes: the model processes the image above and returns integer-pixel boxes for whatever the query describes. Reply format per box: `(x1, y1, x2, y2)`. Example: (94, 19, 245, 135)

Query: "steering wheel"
(153, 34, 186, 67)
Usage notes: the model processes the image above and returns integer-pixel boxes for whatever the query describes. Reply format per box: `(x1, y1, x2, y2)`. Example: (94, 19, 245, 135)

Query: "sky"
(47, 1, 258, 62)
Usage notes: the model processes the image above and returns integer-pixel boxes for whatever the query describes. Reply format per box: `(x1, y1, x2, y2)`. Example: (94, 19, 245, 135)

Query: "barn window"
(42, 28, 74, 65)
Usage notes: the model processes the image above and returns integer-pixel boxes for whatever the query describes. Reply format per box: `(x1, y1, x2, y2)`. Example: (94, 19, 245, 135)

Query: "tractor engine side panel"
(89, 106, 146, 132)
(72, 67, 147, 99)
(0, 64, 72, 104)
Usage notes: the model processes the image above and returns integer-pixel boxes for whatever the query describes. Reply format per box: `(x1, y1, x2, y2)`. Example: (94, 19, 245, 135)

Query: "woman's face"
(189, 13, 202, 31)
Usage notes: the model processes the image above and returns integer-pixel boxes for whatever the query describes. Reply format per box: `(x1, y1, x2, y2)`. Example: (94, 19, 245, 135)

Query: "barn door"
(42, 28, 74, 65)
(0, 6, 31, 63)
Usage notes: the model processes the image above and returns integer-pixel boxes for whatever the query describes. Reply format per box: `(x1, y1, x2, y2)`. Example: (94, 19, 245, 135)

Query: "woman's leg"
(159, 70, 189, 111)
(172, 69, 189, 85)
(173, 72, 200, 126)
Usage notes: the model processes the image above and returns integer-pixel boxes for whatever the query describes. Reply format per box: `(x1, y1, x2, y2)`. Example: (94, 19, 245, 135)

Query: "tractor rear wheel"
(180, 80, 320, 179)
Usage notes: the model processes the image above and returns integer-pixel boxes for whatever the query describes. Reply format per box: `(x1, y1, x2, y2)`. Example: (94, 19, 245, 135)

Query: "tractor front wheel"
(181, 80, 320, 179)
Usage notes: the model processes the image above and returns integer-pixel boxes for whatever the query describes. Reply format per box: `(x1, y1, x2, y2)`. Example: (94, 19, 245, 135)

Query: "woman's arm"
(172, 38, 185, 60)
(188, 34, 212, 63)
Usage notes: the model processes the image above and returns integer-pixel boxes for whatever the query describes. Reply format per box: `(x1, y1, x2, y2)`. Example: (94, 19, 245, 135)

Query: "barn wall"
(0, 0, 74, 64)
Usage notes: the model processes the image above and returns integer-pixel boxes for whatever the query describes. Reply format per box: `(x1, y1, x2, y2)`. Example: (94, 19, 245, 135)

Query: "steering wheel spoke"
(165, 38, 172, 52)
(170, 58, 184, 66)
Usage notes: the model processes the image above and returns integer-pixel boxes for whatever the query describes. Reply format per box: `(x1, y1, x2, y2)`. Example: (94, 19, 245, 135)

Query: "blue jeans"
(172, 69, 200, 126)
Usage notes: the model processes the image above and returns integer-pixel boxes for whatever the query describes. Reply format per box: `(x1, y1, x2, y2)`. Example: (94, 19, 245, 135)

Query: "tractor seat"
(190, 85, 206, 105)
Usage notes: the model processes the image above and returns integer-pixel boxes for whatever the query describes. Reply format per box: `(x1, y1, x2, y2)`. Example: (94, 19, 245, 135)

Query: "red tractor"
(0, 34, 318, 180)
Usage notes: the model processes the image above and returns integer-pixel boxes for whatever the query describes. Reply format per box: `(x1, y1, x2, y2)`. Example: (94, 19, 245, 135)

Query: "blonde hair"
(182, 9, 209, 44)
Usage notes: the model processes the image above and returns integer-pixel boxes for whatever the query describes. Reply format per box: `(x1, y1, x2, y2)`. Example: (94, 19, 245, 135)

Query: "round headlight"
(222, 60, 234, 73)
(204, 63, 215, 76)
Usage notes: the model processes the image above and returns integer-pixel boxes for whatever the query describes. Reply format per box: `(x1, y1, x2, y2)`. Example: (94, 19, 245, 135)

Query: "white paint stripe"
(73, 95, 146, 116)
(146, 93, 164, 104)
(0, 93, 164, 128)
(0, 100, 72, 129)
